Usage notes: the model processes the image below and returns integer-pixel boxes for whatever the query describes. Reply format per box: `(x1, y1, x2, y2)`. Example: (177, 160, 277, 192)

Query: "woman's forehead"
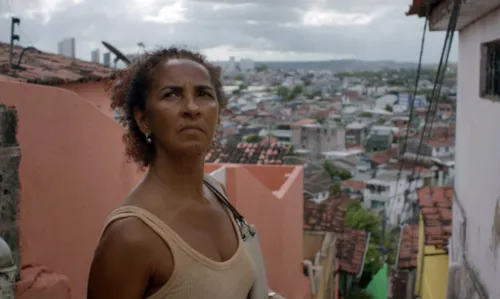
(154, 59, 211, 82)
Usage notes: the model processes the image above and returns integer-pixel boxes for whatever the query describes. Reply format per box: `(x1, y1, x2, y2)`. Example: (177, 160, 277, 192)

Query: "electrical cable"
(398, 0, 461, 225)
(388, 4, 429, 230)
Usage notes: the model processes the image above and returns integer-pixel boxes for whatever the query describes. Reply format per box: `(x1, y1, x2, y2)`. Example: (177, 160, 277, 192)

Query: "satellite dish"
(101, 41, 131, 67)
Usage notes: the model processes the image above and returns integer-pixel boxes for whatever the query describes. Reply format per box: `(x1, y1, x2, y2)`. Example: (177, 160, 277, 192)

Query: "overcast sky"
(0, 0, 457, 62)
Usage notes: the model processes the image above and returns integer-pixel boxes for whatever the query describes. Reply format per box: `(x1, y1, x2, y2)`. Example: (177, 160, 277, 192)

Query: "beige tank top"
(103, 205, 256, 299)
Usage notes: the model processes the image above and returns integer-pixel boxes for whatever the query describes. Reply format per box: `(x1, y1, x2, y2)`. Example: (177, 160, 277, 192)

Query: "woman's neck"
(148, 152, 206, 201)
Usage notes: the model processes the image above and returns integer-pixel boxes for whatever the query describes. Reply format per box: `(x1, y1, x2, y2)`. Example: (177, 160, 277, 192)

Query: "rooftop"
(341, 180, 366, 190)
(303, 195, 352, 233)
(337, 228, 370, 275)
(396, 224, 419, 269)
(205, 142, 289, 164)
(0, 42, 113, 85)
(418, 186, 453, 250)
(304, 170, 331, 196)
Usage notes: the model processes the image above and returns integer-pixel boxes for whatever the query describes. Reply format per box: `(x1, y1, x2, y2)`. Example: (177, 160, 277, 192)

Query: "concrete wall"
(453, 5, 500, 299)
(0, 105, 20, 275)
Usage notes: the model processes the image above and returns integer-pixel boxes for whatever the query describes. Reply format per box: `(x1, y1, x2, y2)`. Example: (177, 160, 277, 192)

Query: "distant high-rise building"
(226, 56, 237, 73)
(239, 58, 254, 71)
(57, 38, 75, 58)
(91, 49, 100, 63)
(103, 52, 111, 67)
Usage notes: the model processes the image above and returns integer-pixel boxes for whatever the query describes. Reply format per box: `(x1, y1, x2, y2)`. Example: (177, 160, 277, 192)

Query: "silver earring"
(145, 133, 152, 143)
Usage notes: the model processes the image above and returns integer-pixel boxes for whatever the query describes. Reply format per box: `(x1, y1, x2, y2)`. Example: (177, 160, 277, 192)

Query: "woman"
(87, 48, 260, 299)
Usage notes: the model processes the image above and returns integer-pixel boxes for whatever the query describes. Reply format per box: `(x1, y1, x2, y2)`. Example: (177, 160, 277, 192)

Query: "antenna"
(9, 17, 20, 68)
(101, 41, 131, 67)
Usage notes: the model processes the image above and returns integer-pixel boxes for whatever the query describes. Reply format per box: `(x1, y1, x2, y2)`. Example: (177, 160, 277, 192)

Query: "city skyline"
(0, 0, 457, 63)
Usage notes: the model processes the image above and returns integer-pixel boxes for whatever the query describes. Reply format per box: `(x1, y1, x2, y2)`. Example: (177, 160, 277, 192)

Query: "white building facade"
(416, 1, 500, 298)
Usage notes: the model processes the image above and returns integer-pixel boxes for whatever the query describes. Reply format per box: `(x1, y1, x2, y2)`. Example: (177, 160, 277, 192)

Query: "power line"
(380, 4, 429, 251)
(4, 0, 34, 46)
(399, 0, 462, 225)
(389, 4, 428, 226)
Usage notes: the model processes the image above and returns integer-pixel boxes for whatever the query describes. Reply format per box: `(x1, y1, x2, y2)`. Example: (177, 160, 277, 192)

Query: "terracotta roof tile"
(369, 148, 397, 165)
(303, 195, 353, 233)
(397, 224, 419, 269)
(304, 171, 332, 195)
(337, 228, 369, 274)
(418, 186, 453, 250)
(386, 162, 432, 174)
(0, 42, 113, 85)
(204, 142, 289, 165)
(341, 180, 366, 190)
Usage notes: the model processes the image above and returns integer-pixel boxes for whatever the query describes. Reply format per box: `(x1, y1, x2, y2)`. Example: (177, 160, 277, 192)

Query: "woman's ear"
(133, 107, 150, 135)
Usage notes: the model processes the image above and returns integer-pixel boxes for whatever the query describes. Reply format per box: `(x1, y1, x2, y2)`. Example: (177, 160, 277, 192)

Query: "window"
(480, 40, 500, 99)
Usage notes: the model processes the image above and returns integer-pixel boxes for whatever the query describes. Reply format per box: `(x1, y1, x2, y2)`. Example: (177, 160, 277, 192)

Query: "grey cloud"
(0, 0, 456, 62)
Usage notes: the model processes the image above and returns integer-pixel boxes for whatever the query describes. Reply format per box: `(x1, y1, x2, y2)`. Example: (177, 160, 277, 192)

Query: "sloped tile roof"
(205, 142, 289, 164)
(337, 228, 370, 275)
(0, 42, 113, 85)
(341, 180, 366, 190)
(397, 224, 419, 269)
(304, 170, 332, 196)
(303, 195, 353, 233)
(418, 186, 453, 250)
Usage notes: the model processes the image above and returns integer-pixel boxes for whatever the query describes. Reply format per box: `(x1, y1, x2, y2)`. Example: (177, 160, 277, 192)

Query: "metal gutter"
(356, 232, 371, 278)
(394, 224, 406, 270)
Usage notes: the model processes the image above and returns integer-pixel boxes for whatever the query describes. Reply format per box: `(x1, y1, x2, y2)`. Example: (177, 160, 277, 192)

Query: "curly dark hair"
(109, 47, 226, 168)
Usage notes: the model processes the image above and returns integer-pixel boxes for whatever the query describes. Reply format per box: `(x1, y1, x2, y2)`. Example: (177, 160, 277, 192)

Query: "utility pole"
(9, 17, 20, 68)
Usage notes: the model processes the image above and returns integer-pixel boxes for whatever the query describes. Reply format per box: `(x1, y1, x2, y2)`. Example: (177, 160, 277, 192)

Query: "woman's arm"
(87, 218, 155, 299)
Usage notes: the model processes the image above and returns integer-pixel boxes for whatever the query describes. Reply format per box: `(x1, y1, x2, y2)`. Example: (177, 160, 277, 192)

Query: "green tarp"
(365, 263, 388, 299)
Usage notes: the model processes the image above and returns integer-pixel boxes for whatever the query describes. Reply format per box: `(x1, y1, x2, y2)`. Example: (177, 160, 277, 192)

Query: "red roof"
(341, 180, 366, 190)
(337, 228, 370, 275)
(205, 142, 289, 165)
(418, 186, 453, 249)
(397, 224, 419, 269)
(0, 42, 114, 85)
(303, 195, 353, 233)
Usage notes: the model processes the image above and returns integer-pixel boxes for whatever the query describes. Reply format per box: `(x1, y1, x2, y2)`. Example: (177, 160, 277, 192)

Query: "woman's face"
(137, 59, 219, 157)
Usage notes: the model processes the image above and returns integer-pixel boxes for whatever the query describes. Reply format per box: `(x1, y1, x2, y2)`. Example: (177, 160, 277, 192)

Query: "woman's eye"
(163, 92, 175, 98)
(198, 91, 213, 98)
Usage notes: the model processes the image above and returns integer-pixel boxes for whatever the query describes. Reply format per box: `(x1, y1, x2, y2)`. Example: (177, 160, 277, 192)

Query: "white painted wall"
(453, 6, 500, 298)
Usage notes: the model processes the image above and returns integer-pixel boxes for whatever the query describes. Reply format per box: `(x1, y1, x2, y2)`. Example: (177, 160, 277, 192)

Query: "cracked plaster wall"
(453, 5, 500, 298)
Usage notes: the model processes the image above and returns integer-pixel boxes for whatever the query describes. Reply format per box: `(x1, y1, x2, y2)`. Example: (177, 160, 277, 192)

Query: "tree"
(323, 160, 353, 181)
(384, 104, 393, 112)
(359, 112, 373, 118)
(330, 182, 342, 195)
(344, 202, 381, 241)
(344, 202, 384, 288)
(276, 86, 290, 100)
(245, 135, 263, 143)
(255, 64, 269, 72)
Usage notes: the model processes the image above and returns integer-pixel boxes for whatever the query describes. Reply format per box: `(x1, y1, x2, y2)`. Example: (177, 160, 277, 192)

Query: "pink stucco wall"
(1, 81, 143, 299)
(453, 5, 500, 298)
(224, 164, 310, 299)
(0, 80, 309, 299)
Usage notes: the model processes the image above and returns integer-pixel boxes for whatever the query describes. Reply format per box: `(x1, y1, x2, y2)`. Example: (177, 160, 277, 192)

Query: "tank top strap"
(102, 205, 185, 262)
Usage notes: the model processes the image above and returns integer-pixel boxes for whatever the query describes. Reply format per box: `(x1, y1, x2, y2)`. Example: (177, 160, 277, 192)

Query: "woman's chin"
(177, 142, 210, 157)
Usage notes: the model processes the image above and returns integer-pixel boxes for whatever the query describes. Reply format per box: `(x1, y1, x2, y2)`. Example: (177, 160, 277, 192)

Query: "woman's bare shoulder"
(88, 217, 168, 299)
